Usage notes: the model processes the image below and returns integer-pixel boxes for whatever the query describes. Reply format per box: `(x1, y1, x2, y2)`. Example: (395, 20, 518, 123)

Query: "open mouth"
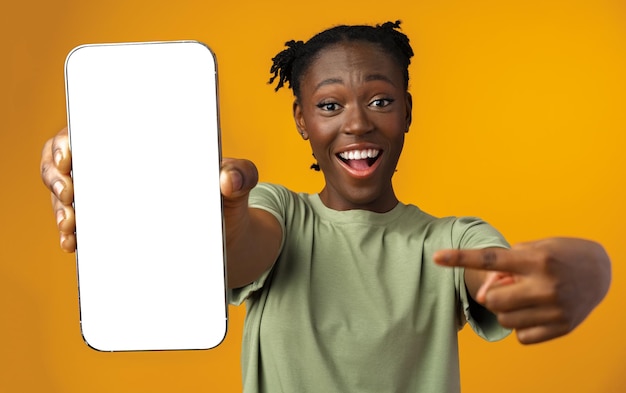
(337, 149, 381, 171)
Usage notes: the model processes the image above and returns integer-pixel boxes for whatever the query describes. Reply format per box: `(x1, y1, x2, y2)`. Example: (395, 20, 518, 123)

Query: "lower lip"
(337, 156, 382, 179)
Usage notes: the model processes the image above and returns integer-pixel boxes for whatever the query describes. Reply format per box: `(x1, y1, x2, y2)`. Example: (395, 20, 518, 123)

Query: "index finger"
(433, 247, 529, 274)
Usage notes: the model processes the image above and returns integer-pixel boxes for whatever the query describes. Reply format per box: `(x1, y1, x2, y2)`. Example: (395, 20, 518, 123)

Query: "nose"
(340, 104, 373, 136)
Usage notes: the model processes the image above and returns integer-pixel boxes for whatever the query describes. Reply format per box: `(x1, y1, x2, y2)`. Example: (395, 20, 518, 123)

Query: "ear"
(293, 99, 309, 140)
(404, 92, 413, 133)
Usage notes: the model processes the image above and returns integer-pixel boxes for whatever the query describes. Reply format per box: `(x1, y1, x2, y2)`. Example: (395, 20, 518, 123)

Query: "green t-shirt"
(230, 183, 511, 393)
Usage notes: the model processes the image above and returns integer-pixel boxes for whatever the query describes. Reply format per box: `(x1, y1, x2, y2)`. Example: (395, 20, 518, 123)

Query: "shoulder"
(395, 205, 509, 250)
(249, 182, 313, 219)
(449, 216, 510, 249)
(249, 182, 291, 199)
(249, 182, 299, 204)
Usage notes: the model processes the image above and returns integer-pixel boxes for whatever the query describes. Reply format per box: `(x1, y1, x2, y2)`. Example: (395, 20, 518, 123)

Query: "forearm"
(225, 207, 282, 289)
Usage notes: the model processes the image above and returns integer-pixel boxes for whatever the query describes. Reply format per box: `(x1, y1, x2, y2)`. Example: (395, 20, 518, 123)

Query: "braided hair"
(269, 20, 414, 98)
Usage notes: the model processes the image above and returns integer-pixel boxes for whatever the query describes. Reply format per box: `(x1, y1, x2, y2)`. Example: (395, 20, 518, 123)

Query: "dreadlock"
(268, 20, 414, 98)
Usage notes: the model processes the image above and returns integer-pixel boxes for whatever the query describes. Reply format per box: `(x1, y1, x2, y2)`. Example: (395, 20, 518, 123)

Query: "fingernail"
(56, 210, 65, 226)
(230, 170, 243, 192)
(52, 181, 64, 197)
(54, 150, 63, 166)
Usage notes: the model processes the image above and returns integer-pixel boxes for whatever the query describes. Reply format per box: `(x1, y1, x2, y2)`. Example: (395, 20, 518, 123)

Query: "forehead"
(302, 41, 404, 87)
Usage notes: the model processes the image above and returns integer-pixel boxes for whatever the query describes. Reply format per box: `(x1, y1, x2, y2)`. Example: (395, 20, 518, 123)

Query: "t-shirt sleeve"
(228, 183, 287, 306)
(451, 217, 512, 342)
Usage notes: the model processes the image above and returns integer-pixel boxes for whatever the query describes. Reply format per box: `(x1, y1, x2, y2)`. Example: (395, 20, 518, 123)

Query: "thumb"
(475, 272, 515, 304)
(220, 158, 259, 199)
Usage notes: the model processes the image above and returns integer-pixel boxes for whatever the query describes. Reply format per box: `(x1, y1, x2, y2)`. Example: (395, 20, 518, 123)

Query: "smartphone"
(65, 41, 227, 351)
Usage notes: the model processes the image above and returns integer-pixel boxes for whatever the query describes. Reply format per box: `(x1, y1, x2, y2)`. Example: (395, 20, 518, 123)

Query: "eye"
(316, 101, 340, 112)
(369, 98, 394, 108)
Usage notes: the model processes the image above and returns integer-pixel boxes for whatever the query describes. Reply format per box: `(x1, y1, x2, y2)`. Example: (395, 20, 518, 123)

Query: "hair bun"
(378, 20, 402, 31)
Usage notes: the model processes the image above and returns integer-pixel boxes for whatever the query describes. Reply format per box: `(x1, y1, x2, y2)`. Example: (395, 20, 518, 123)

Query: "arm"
(219, 158, 282, 288)
(435, 238, 611, 344)
(41, 129, 281, 289)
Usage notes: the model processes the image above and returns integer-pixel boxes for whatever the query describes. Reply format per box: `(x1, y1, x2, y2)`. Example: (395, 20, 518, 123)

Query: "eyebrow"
(314, 73, 397, 92)
(314, 78, 343, 91)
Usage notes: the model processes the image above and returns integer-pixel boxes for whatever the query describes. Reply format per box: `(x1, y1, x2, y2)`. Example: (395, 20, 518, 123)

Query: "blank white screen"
(65, 41, 227, 351)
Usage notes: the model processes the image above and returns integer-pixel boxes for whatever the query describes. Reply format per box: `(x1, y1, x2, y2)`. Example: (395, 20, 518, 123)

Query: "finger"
(434, 247, 529, 274)
(41, 129, 74, 205)
(515, 322, 571, 345)
(51, 127, 72, 174)
(51, 193, 76, 235)
(483, 279, 556, 313)
(496, 306, 566, 330)
(475, 272, 514, 303)
(475, 272, 499, 303)
(40, 138, 56, 187)
(220, 158, 258, 199)
(51, 194, 77, 253)
(60, 232, 77, 253)
(46, 175, 74, 206)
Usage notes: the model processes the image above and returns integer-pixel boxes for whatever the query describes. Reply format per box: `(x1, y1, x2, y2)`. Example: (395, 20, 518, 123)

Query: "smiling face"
(293, 41, 412, 212)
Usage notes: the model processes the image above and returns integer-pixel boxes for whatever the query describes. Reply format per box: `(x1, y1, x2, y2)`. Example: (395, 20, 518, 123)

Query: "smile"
(338, 149, 380, 161)
(336, 148, 382, 175)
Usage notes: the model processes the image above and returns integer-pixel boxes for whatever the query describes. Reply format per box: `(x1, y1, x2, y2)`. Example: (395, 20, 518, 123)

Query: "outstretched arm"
(434, 238, 611, 344)
(220, 158, 282, 288)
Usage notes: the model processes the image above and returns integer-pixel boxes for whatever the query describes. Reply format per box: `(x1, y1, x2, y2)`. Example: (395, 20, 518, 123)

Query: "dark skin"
(292, 41, 410, 213)
(41, 40, 611, 345)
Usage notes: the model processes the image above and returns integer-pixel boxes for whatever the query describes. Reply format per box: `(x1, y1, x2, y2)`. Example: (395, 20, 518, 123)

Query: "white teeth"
(339, 149, 380, 160)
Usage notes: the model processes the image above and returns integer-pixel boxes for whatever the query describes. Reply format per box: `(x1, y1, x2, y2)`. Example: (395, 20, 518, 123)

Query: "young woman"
(41, 21, 611, 393)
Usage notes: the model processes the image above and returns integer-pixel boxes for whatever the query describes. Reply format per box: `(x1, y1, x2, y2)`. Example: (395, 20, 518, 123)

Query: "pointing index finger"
(434, 247, 527, 274)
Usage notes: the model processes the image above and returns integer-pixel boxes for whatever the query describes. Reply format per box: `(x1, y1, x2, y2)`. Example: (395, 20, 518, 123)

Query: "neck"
(318, 187, 399, 213)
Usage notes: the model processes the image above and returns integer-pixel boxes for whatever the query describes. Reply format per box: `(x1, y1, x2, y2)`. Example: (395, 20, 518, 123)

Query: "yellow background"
(3, 0, 625, 392)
